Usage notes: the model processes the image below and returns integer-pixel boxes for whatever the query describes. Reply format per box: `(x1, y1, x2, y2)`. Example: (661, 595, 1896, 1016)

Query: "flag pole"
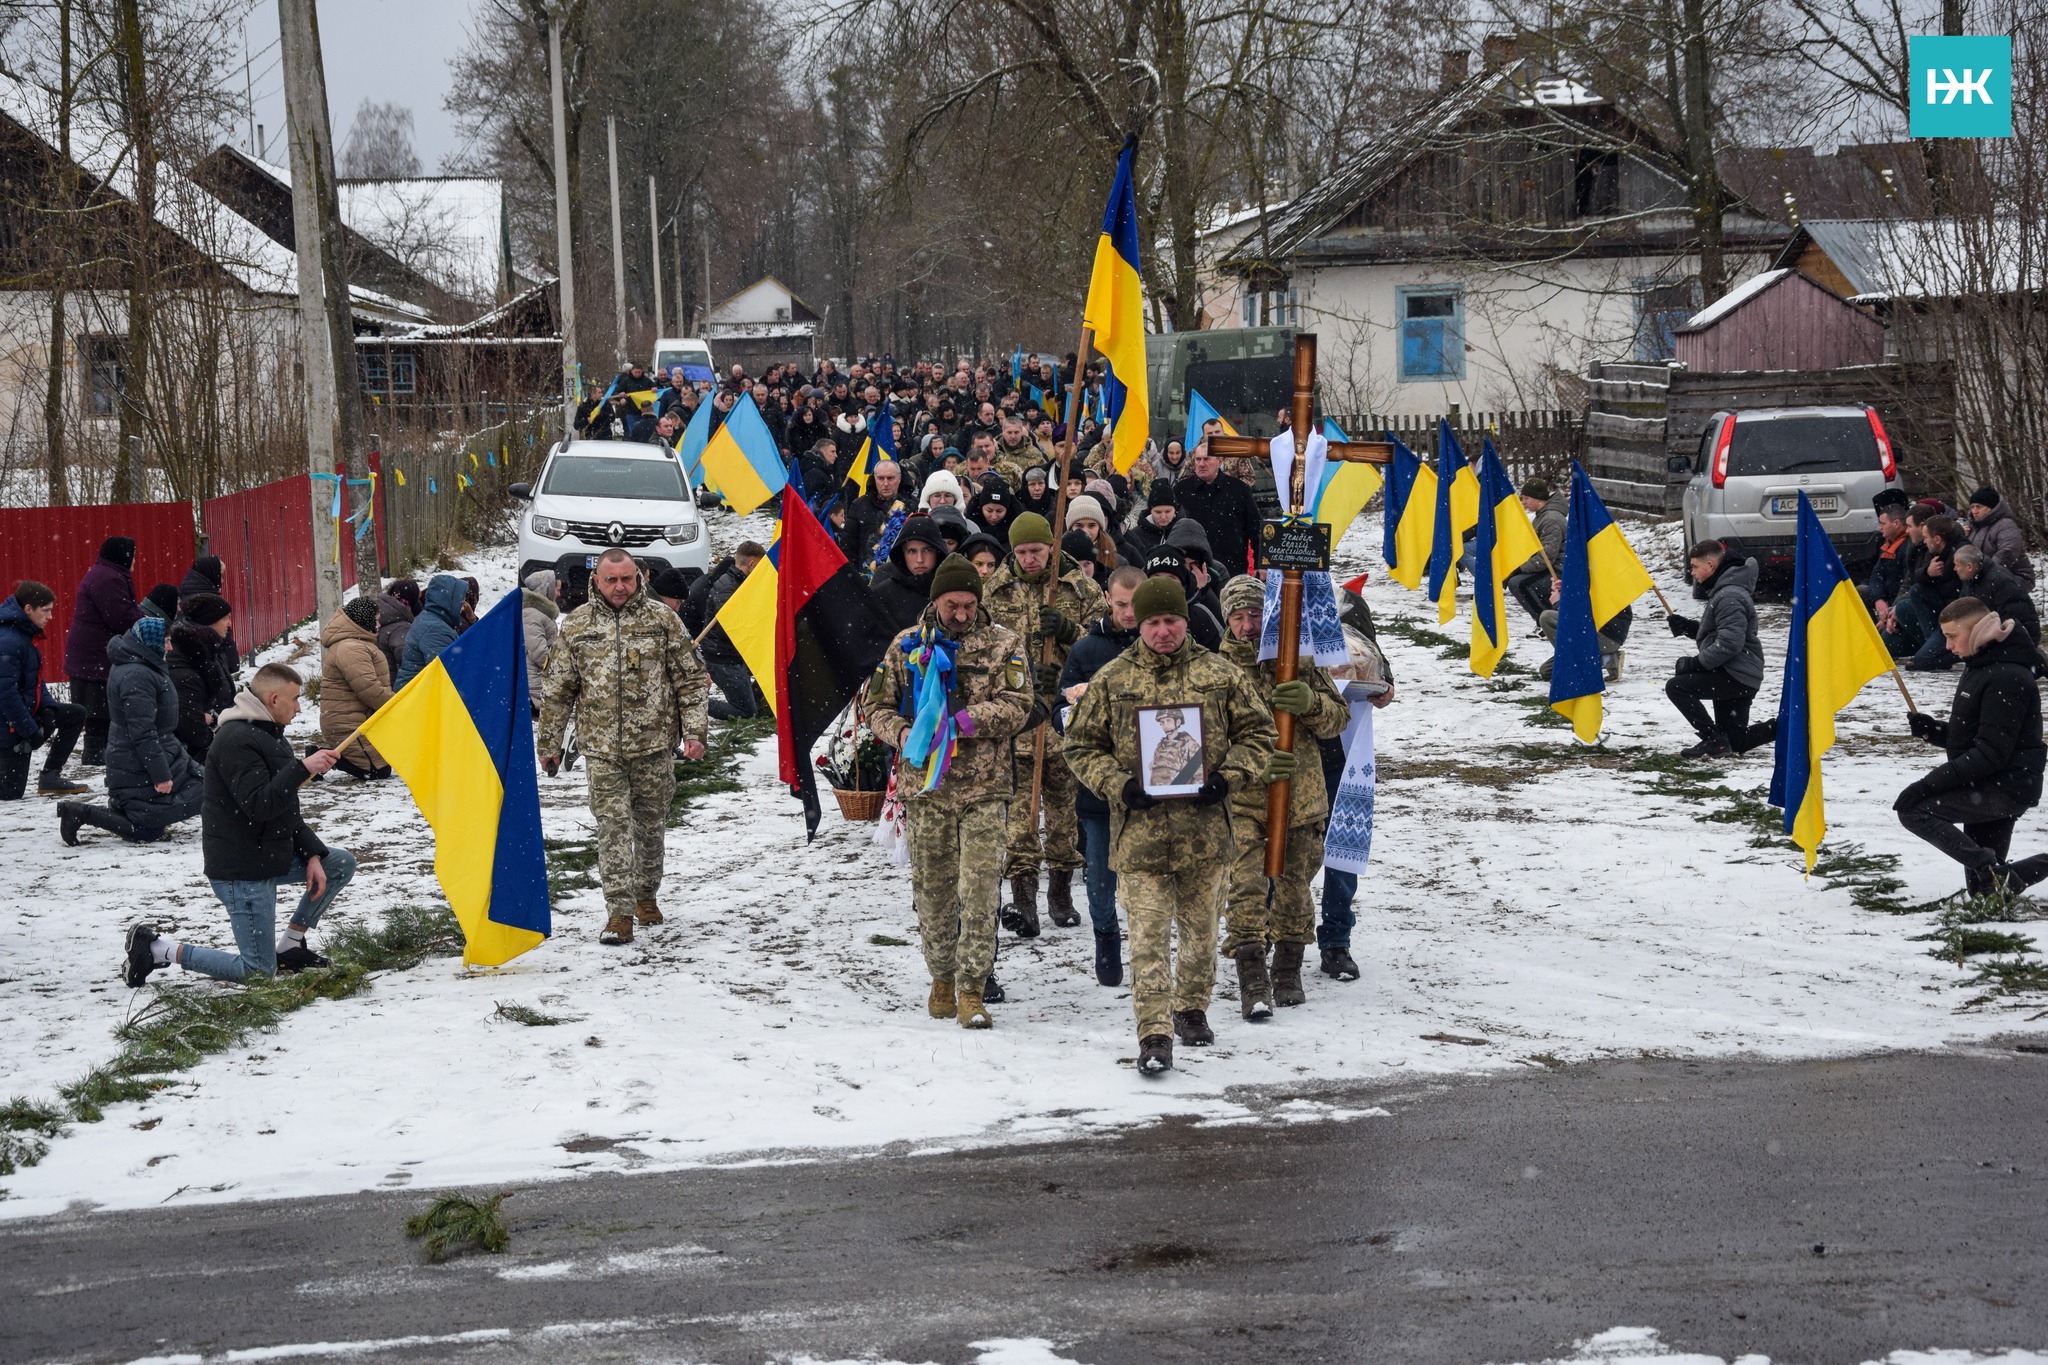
(1024, 326, 1096, 838)
(1890, 660, 1918, 713)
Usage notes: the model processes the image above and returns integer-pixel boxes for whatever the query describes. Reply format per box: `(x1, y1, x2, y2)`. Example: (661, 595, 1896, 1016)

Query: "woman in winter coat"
(319, 598, 393, 778)
(62, 535, 143, 765)
(375, 579, 421, 679)
(167, 595, 235, 763)
(179, 555, 242, 674)
(522, 570, 560, 703)
(1966, 487, 2035, 592)
(58, 616, 204, 843)
(395, 574, 469, 688)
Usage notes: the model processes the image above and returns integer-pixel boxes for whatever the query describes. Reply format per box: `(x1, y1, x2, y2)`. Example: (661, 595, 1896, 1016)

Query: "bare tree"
(339, 98, 423, 178)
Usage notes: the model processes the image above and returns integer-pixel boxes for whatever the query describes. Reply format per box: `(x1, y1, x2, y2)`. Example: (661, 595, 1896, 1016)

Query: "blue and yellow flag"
(357, 590, 549, 967)
(1769, 492, 1897, 872)
(676, 393, 714, 492)
(1382, 434, 1434, 591)
(844, 405, 896, 500)
(1549, 462, 1653, 742)
(1424, 421, 1480, 623)
(1470, 437, 1545, 678)
(1083, 137, 1149, 473)
(1313, 419, 1384, 542)
(701, 391, 786, 516)
(713, 519, 784, 716)
(1183, 390, 1237, 456)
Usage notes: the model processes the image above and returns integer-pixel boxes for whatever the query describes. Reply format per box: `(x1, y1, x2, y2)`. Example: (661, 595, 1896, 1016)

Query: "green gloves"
(1260, 748, 1298, 782)
(1270, 679, 1313, 715)
(1040, 606, 1080, 646)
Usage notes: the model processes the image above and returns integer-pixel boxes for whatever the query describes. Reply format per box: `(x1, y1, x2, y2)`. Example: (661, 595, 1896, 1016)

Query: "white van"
(651, 337, 716, 387)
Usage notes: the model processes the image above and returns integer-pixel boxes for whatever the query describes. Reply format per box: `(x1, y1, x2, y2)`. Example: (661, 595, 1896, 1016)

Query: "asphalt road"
(6, 1047, 2047, 1365)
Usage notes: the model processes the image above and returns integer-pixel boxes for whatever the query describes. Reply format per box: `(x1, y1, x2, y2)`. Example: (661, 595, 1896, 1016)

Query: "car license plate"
(1772, 494, 1840, 515)
(585, 555, 601, 570)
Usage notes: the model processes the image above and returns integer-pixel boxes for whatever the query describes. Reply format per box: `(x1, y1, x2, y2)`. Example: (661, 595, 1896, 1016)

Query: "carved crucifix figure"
(1206, 334, 1392, 878)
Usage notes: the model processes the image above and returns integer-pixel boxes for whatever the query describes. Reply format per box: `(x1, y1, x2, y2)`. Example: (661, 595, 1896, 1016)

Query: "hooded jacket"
(203, 686, 326, 881)
(1959, 559, 2041, 645)
(523, 588, 560, 694)
(1692, 556, 1766, 690)
(167, 622, 234, 762)
(319, 607, 393, 767)
(395, 574, 468, 688)
(63, 543, 143, 682)
(374, 592, 416, 679)
(1056, 614, 1140, 818)
(0, 596, 53, 743)
(1917, 616, 2045, 806)
(870, 517, 948, 630)
(105, 628, 200, 809)
(1968, 501, 2034, 591)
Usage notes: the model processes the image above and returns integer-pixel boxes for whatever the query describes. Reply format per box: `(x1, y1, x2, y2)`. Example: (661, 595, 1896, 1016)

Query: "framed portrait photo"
(1136, 704, 1207, 798)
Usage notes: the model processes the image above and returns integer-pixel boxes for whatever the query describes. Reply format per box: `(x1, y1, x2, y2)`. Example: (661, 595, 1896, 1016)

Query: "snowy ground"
(3, 509, 2045, 1224)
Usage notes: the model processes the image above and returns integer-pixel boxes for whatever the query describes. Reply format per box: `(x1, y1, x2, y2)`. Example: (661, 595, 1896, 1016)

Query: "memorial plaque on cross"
(1206, 334, 1392, 878)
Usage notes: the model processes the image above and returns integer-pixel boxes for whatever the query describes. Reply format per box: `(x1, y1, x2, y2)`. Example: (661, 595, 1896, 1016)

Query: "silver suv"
(1679, 405, 1901, 574)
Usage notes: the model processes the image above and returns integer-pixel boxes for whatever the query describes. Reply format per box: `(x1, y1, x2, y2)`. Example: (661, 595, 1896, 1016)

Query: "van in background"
(651, 337, 716, 387)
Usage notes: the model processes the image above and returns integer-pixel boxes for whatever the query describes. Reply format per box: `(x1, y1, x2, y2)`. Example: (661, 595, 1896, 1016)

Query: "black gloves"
(1023, 696, 1049, 731)
(1893, 778, 1937, 812)
(1040, 606, 1079, 647)
(1192, 773, 1230, 805)
(1674, 656, 1698, 675)
(1121, 777, 1162, 811)
(1667, 614, 1699, 638)
(1034, 662, 1062, 697)
(1908, 711, 1948, 744)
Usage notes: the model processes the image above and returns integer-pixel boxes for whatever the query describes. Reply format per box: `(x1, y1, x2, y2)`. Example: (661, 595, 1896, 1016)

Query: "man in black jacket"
(870, 516, 947, 630)
(842, 461, 908, 567)
(1054, 564, 1144, 987)
(1897, 597, 2048, 896)
(122, 663, 350, 986)
(1175, 444, 1261, 581)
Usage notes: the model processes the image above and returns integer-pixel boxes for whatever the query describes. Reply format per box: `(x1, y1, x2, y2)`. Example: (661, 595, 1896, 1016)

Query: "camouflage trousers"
(907, 796, 1008, 988)
(1122, 861, 1227, 1040)
(1003, 728, 1082, 877)
(584, 751, 675, 916)
(1221, 820, 1324, 955)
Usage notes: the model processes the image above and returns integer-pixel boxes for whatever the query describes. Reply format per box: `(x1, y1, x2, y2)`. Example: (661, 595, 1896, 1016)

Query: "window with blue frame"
(358, 350, 417, 396)
(1397, 287, 1463, 380)
(1634, 282, 1699, 361)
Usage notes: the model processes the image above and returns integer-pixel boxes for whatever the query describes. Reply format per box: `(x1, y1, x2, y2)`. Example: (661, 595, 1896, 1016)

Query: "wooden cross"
(1204, 334, 1392, 879)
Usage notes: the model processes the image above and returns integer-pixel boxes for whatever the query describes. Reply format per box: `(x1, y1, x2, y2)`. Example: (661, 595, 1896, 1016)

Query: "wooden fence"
(376, 407, 553, 572)
(1327, 409, 1583, 485)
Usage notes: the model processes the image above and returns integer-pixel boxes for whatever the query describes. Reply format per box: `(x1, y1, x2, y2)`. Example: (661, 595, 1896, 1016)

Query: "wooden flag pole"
(1890, 660, 1919, 713)
(1024, 326, 1096, 840)
(1259, 337, 1319, 879)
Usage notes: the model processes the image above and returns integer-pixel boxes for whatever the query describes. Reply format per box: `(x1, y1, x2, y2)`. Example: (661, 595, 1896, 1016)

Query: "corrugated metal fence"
(0, 503, 197, 684)
(201, 477, 319, 652)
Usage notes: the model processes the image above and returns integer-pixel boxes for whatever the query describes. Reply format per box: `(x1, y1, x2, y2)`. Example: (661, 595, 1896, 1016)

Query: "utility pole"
(647, 175, 663, 338)
(280, 0, 379, 612)
(606, 114, 626, 368)
(670, 220, 683, 336)
(113, 0, 153, 506)
(548, 14, 579, 435)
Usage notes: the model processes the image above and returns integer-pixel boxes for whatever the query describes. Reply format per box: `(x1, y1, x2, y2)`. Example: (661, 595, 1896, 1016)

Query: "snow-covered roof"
(705, 321, 818, 340)
(339, 178, 506, 304)
(1678, 268, 1789, 331)
(0, 69, 298, 296)
(1795, 217, 2040, 302)
(1519, 77, 1602, 107)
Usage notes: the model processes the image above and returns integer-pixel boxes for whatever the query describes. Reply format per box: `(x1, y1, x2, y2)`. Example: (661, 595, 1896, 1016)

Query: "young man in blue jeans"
(123, 662, 350, 985)
(1054, 565, 1143, 987)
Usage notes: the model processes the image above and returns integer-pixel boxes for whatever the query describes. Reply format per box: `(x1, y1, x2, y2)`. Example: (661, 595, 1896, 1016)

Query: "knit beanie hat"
(144, 584, 181, 619)
(1062, 529, 1098, 566)
(344, 597, 381, 631)
(1007, 512, 1054, 548)
(929, 553, 983, 601)
(1220, 576, 1266, 618)
(1520, 477, 1552, 502)
(650, 568, 691, 601)
(1971, 486, 2001, 508)
(1065, 494, 1107, 530)
(129, 616, 166, 651)
(100, 536, 136, 569)
(184, 593, 232, 627)
(1149, 481, 1178, 510)
(1132, 575, 1188, 622)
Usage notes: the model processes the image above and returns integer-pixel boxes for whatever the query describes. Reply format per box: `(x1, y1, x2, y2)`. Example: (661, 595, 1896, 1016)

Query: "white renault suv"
(513, 440, 710, 584)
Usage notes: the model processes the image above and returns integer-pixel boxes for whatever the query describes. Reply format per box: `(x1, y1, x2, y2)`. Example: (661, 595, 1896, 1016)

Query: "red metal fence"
(201, 476, 319, 656)
(0, 503, 198, 684)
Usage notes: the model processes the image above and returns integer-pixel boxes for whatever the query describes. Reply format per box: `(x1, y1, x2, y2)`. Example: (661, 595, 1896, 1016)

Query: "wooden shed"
(1672, 268, 1885, 372)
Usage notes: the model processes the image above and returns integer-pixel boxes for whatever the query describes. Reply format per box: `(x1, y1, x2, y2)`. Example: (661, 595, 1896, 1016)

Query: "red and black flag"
(775, 466, 900, 837)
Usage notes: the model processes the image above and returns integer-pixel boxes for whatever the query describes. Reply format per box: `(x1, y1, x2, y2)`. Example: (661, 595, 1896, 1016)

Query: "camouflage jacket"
(982, 555, 1105, 672)
(1063, 636, 1276, 874)
(1217, 635, 1350, 826)
(538, 587, 709, 761)
(864, 605, 1033, 807)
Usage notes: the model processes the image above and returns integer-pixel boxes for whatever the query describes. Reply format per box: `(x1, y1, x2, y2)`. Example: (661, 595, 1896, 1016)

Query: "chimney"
(1482, 33, 1520, 72)
(255, 124, 265, 160)
(1441, 49, 1470, 90)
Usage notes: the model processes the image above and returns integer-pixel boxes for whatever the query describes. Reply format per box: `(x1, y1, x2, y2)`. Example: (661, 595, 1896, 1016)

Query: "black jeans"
(1898, 783, 2028, 869)
(705, 657, 759, 720)
(0, 701, 84, 799)
(70, 678, 110, 763)
(1506, 568, 1551, 624)
(1665, 666, 1758, 742)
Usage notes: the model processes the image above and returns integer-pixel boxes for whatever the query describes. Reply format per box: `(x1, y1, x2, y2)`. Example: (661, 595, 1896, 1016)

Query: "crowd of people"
(1, 350, 2035, 1080)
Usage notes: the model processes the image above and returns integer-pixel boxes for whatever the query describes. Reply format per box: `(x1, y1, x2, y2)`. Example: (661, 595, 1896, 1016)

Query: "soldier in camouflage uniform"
(982, 512, 1105, 933)
(1214, 575, 1352, 1018)
(865, 554, 1034, 1028)
(537, 548, 710, 946)
(1064, 576, 1278, 1074)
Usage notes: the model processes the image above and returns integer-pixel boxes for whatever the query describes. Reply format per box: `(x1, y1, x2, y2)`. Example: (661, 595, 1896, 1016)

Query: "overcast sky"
(235, 0, 485, 172)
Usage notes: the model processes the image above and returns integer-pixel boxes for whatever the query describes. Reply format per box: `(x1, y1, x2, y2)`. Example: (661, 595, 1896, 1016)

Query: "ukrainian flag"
(357, 590, 550, 967)
(623, 388, 657, 414)
(845, 404, 896, 500)
(1548, 462, 1652, 742)
(1312, 419, 1384, 543)
(676, 394, 714, 492)
(1469, 437, 1544, 678)
(701, 391, 786, 516)
(1769, 492, 1897, 872)
(1183, 390, 1237, 456)
(1424, 421, 1479, 624)
(713, 522, 783, 716)
(1382, 434, 1434, 591)
(1083, 137, 1149, 474)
